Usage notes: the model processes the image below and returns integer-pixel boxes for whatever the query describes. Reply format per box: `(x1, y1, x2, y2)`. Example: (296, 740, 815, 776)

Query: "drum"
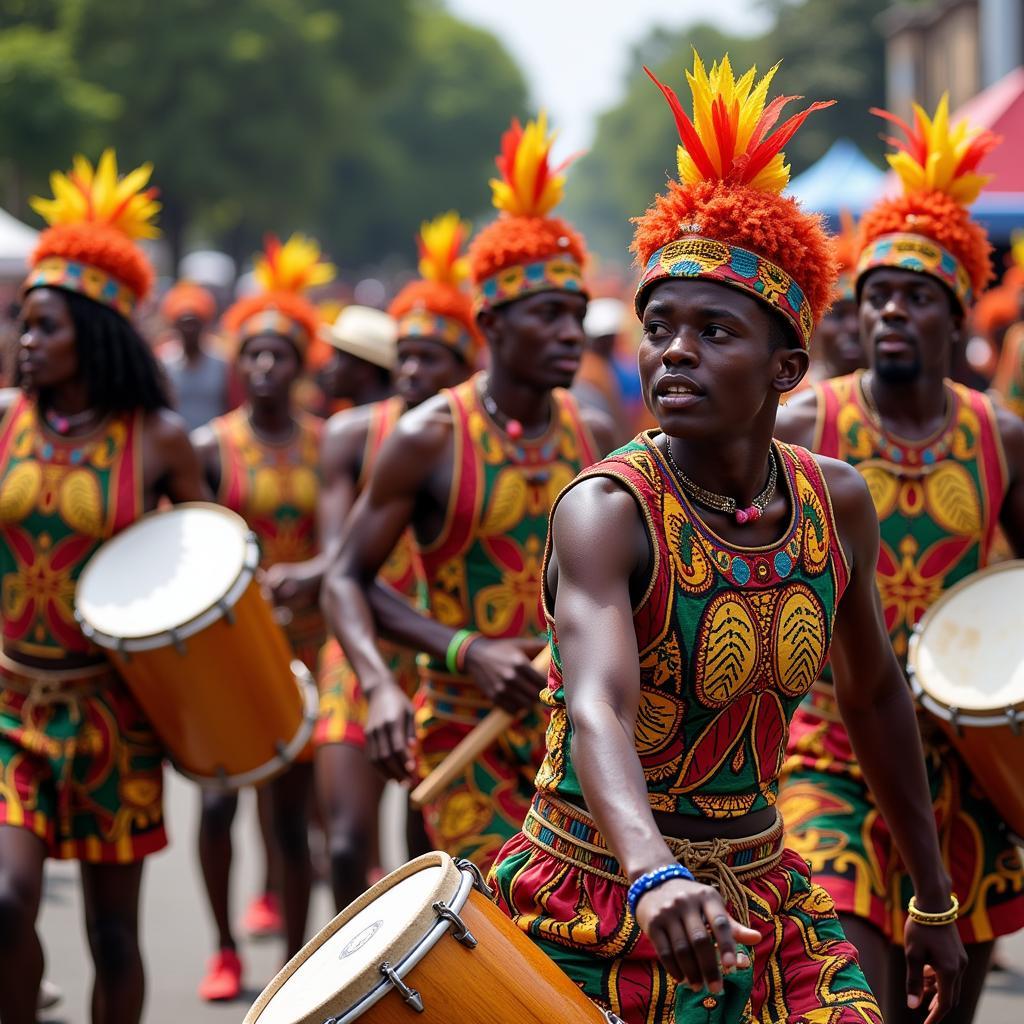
(245, 852, 621, 1024)
(75, 503, 317, 789)
(908, 560, 1024, 840)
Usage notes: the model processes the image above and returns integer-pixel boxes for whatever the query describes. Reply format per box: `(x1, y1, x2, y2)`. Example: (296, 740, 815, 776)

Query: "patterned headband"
(474, 253, 586, 313)
(396, 309, 476, 363)
(636, 236, 814, 350)
(24, 257, 137, 318)
(237, 309, 309, 352)
(856, 232, 973, 310)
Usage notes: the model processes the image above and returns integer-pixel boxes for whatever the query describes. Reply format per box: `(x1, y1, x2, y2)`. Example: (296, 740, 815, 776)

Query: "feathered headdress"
(161, 281, 217, 324)
(857, 95, 1000, 309)
(832, 211, 859, 302)
(25, 149, 160, 317)
(389, 212, 482, 363)
(468, 112, 588, 311)
(223, 233, 335, 357)
(632, 52, 835, 348)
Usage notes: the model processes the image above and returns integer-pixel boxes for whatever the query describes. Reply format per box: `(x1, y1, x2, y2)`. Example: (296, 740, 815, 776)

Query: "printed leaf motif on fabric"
(858, 463, 899, 520)
(674, 691, 755, 793)
(58, 470, 104, 538)
(750, 690, 787, 784)
(924, 462, 981, 536)
(693, 591, 759, 706)
(664, 502, 713, 594)
(634, 690, 687, 762)
(0, 462, 41, 523)
(772, 584, 827, 696)
(480, 468, 528, 537)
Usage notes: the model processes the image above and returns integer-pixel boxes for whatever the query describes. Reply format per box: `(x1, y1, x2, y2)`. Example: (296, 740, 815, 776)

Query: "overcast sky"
(446, 0, 769, 153)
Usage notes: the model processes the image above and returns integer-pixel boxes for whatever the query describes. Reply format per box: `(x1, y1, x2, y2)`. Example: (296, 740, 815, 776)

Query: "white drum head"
(76, 504, 250, 640)
(911, 562, 1024, 712)
(249, 854, 462, 1024)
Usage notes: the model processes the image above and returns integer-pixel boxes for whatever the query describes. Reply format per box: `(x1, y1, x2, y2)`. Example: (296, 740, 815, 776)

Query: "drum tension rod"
(215, 598, 236, 625)
(432, 901, 478, 948)
(1008, 707, 1021, 736)
(949, 706, 963, 737)
(454, 857, 493, 897)
(379, 962, 424, 1013)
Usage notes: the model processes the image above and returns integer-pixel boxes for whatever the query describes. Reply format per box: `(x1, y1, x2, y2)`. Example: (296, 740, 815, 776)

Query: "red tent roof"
(954, 67, 1024, 193)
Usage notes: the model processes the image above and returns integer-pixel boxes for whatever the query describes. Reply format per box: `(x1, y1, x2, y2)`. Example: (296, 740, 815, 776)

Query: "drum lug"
(454, 857, 493, 897)
(1008, 707, 1021, 736)
(169, 628, 186, 656)
(379, 961, 424, 1013)
(216, 598, 235, 625)
(432, 900, 478, 948)
(603, 1013, 626, 1024)
(949, 706, 963, 737)
(116, 636, 132, 664)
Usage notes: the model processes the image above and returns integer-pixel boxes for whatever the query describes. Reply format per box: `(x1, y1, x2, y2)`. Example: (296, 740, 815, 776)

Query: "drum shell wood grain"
(109, 580, 305, 783)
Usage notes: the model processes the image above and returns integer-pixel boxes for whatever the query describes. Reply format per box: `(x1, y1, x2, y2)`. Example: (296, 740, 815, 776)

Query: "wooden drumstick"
(410, 647, 551, 811)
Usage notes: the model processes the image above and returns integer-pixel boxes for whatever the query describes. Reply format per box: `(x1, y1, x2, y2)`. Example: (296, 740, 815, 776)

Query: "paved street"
(35, 770, 1024, 1024)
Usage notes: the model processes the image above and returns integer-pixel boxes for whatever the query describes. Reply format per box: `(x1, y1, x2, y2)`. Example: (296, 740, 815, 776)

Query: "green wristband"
(446, 628, 477, 675)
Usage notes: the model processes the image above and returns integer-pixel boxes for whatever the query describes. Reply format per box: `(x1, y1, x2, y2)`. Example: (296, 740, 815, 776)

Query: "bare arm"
(823, 456, 966, 1022)
(996, 406, 1024, 556)
(772, 388, 818, 447)
(552, 478, 759, 993)
(578, 404, 619, 459)
(145, 409, 210, 505)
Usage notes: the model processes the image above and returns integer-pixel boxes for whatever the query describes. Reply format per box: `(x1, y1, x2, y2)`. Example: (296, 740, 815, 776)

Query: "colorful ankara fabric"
(637, 238, 814, 349)
(475, 255, 586, 314)
(490, 794, 880, 1024)
(315, 396, 423, 749)
(857, 233, 974, 311)
(0, 659, 165, 863)
(780, 371, 1024, 944)
(995, 323, 1024, 419)
(413, 375, 599, 869)
(534, 433, 849, 820)
(211, 407, 325, 665)
(0, 394, 143, 660)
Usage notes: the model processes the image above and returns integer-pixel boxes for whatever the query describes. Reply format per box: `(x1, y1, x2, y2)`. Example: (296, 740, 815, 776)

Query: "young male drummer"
(777, 98, 1024, 1022)
(191, 235, 334, 1000)
(324, 115, 614, 872)
(0, 152, 208, 1024)
(315, 218, 478, 911)
(488, 58, 965, 1024)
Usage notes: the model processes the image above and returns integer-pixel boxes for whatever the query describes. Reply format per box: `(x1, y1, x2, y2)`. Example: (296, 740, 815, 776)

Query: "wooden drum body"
(908, 560, 1024, 840)
(245, 852, 620, 1024)
(75, 503, 317, 789)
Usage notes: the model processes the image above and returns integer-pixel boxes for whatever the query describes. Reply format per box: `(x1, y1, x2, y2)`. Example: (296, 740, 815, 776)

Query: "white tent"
(0, 206, 38, 279)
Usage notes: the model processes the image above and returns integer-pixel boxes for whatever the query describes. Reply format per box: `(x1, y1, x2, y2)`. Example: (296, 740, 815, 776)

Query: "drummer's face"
(18, 289, 78, 392)
(238, 334, 301, 402)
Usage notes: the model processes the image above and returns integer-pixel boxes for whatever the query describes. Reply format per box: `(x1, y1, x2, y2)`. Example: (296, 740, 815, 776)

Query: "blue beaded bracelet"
(627, 864, 695, 915)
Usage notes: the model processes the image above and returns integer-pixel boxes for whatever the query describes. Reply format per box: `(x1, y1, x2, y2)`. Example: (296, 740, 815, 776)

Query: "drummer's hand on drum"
(904, 920, 966, 1024)
(633, 878, 757, 994)
(365, 681, 416, 782)
(263, 562, 320, 610)
(463, 637, 546, 715)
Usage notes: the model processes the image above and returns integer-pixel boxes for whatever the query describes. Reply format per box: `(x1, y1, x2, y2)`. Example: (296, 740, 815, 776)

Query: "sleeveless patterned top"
(418, 375, 599, 672)
(0, 394, 143, 659)
(814, 371, 1007, 664)
(359, 396, 422, 602)
(212, 407, 324, 655)
(535, 433, 850, 820)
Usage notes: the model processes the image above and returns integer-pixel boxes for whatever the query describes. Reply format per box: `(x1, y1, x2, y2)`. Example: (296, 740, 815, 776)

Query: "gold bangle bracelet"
(907, 894, 960, 926)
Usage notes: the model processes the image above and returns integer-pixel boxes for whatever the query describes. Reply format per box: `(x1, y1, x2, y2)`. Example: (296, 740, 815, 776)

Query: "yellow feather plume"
(1012, 229, 1024, 273)
(874, 94, 999, 206)
(490, 111, 576, 217)
(30, 149, 161, 239)
(254, 234, 335, 295)
(417, 212, 470, 286)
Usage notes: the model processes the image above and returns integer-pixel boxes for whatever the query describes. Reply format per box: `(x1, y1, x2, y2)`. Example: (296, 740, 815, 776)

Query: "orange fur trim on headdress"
(632, 53, 835, 339)
(858, 96, 1000, 303)
(28, 150, 160, 307)
(161, 281, 216, 323)
(468, 114, 587, 302)
(223, 234, 334, 356)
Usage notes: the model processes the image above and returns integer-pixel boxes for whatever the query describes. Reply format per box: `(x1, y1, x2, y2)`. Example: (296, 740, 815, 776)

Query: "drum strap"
(523, 793, 784, 925)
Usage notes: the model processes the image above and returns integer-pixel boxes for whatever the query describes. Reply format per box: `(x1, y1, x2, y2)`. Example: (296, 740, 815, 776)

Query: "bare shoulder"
(775, 386, 819, 447)
(552, 474, 645, 573)
(144, 407, 192, 448)
(324, 402, 376, 447)
(812, 453, 872, 512)
(578, 403, 618, 458)
(190, 422, 218, 458)
(389, 392, 454, 460)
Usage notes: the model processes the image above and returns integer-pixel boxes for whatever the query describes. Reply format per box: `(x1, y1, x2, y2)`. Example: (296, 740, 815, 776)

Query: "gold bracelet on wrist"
(906, 894, 960, 926)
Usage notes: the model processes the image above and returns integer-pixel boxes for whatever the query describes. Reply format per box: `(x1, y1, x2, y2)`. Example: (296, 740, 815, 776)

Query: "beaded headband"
(636, 236, 814, 350)
(25, 256, 138, 318)
(856, 231, 973, 310)
(237, 309, 309, 349)
(396, 309, 476, 363)
(474, 253, 585, 313)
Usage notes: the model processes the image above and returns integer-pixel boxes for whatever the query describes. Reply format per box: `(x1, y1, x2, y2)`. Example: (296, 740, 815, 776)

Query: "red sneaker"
(242, 891, 283, 937)
(198, 948, 243, 1002)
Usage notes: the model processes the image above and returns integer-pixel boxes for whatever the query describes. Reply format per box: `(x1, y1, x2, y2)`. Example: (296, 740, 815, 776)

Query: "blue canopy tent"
(786, 139, 885, 229)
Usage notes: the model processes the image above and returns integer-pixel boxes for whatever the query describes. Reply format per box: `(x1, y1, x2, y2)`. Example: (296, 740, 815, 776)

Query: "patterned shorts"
(780, 684, 1024, 944)
(414, 670, 546, 873)
(489, 793, 881, 1024)
(0, 659, 166, 863)
(314, 637, 419, 749)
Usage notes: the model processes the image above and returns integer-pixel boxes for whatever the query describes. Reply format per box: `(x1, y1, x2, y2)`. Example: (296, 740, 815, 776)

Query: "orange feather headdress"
(832, 211, 859, 303)
(388, 212, 482, 363)
(632, 52, 836, 349)
(223, 234, 335, 358)
(857, 95, 1000, 310)
(25, 149, 160, 318)
(468, 112, 588, 311)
